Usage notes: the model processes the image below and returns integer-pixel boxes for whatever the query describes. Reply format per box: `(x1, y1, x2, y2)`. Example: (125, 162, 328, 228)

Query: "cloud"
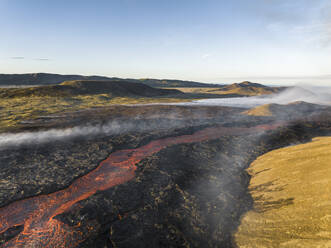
(291, 22, 331, 46)
(259, 0, 331, 46)
(9, 57, 51, 61)
(201, 53, 211, 59)
(258, 0, 311, 24)
(35, 58, 50, 61)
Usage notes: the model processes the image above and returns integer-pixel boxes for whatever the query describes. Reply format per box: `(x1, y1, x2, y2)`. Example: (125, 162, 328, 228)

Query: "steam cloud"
(0, 118, 196, 149)
(181, 86, 331, 108)
(0, 121, 126, 148)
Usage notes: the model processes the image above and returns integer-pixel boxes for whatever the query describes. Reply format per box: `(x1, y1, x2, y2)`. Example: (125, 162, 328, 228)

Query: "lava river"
(0, 123, 282, 247)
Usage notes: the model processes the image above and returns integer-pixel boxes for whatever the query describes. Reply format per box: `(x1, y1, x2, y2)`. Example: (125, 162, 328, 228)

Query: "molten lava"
(0, 124, 282, 247)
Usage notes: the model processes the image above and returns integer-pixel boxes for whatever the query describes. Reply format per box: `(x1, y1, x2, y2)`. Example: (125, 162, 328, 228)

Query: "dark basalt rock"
(1, 105, 331, 247)
(53, 121, 331, 248)
(56, 137, 254, 248)
(0, 105, 268, 209)
(0, 225, 24, 246)
(0, 125, 210, 209)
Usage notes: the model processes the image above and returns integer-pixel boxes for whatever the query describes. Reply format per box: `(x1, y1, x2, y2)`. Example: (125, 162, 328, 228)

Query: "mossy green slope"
(0, 80, 182, 98)
(0, 80, 185, 132)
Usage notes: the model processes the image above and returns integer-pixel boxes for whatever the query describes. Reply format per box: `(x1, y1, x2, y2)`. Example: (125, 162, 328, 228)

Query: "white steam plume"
(179, 86, 331, 108)
(0, 121, 126, 148)
(0, 118, 189, 149)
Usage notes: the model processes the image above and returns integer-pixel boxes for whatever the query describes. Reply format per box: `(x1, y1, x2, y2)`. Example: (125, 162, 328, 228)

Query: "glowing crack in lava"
(0, 124, 282, 247)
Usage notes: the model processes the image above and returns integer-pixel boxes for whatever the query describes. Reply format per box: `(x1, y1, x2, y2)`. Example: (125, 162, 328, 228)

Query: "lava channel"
(0, 123, 283, 247)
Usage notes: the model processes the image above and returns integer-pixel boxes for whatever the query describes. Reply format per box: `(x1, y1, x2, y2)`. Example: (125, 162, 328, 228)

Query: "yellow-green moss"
(235, 137, 331, 247)
(0, 95, 190, 132)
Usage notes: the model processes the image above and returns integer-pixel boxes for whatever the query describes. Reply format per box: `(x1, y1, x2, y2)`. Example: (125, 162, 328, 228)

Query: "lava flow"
(0, 123, 283, 247)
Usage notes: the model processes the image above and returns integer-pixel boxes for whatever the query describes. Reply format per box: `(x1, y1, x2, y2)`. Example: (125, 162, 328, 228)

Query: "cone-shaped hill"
(216, 81, 282, 96)
(172, 81, 284, 97)
(0, 80, 183, 98)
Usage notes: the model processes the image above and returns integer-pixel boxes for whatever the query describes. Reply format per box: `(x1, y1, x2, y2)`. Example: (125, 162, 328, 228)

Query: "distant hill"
(218, 81, 282, 96)
(170, 81, 284, 97)
(0, 73, 285, 98)
(136, 78, 221, 88)
(0, 73, 112, 86)
(0, 80, 183, 98)
(0, 73, 221, 88)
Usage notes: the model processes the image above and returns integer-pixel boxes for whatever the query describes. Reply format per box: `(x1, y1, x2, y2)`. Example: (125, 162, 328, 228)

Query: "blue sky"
(1, 0, 331, 85)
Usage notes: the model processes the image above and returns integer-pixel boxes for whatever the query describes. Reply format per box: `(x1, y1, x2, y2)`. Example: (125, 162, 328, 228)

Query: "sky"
(1, 0, 331, 86)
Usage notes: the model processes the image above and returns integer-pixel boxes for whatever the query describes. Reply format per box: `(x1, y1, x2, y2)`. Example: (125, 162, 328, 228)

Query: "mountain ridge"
(0, 73, 221, 88)
(0, 80, 183, 98)
(0, 73, 285, 97)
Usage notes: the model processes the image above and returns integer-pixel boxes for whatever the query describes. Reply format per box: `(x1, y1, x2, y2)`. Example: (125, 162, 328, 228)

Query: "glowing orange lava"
(0, 124, 282, 247)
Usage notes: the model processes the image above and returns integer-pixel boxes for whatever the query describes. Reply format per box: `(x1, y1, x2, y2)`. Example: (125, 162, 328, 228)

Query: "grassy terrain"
(0, 80, 195, 132)
(0, 95, 190, 132)
(165, 87, 228, 94)
(234, 137, 331, 248)
(243, 104, 274, 116)
(166, 85, 279, 96)
(0, 80, 283, 132)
